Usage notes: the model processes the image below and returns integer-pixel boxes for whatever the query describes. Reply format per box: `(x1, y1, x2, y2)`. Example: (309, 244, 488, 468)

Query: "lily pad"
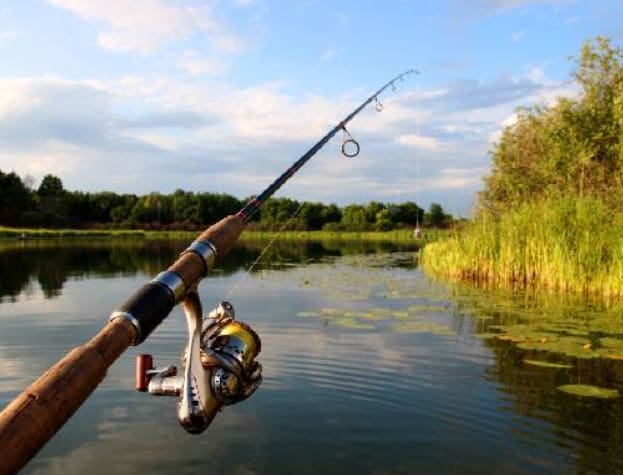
(389, 321, 454, 335)
(333, 317, 375, 330)
(599, 337, 623, 350)
(297, 311, 321, 318)
(523, 359, 573, 369)
(557, 384, 619, 399)
(517, 335, 599, 358)
(596, 348, 623, 360)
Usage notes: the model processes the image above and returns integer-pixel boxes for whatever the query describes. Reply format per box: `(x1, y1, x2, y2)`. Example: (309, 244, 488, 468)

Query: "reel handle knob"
(136, 354, 154, 392)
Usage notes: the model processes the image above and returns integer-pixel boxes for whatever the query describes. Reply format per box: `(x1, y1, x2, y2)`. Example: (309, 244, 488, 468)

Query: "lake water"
(1, 239, 622, 474)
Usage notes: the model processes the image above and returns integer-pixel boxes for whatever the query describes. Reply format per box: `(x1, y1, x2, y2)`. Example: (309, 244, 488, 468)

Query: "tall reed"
(420, 196, 623, 297)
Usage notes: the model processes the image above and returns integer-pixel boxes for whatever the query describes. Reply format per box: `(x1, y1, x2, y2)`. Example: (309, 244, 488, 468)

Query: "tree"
(37, 175, 65, 197)
(110, 197, 137, 224)
(482, 37, 623, 213)
(0, 170, 35, 224)
(171, 189, 199, 223)
(375, 208, 392, 231)
(426, 203, 447, 228)
(341, 204, 369, 231)
(299, 202, 326, 230)
(323, 203, 342, 224)
(131, 192, 172, 224)
(390, 201, 424, 226)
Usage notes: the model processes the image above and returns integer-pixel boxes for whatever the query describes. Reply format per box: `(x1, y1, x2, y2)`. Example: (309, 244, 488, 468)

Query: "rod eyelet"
(341, 139, 360, 158)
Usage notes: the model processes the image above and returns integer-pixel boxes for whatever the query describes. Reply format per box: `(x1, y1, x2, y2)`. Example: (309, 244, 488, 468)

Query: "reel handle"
(136, 354, 154, 392)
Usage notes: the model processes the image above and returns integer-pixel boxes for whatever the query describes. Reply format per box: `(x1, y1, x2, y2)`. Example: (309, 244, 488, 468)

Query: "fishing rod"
(0, 68, 417, 475)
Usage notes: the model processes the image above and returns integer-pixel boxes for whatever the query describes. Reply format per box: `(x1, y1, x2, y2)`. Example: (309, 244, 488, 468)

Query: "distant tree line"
(0, 171, 454, 231)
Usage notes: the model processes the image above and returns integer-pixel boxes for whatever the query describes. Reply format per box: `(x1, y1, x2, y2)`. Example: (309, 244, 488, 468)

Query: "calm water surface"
(0, 239, 622, 474)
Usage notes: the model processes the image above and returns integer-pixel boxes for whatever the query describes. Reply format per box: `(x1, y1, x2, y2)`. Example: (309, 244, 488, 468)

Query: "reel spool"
(136, 299, 262, 434)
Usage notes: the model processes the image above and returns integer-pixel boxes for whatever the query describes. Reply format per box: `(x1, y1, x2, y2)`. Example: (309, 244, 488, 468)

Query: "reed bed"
(420, 196, 623, 297)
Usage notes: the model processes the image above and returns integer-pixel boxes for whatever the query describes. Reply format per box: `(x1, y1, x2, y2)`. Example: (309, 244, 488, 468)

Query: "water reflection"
(451, 288, 623, 474)
(0, 238, 412, 302)
(0, 239, 621, 474)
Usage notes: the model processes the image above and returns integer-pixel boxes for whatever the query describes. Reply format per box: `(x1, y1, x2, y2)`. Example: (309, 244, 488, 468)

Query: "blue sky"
(0, 1, 621, 215)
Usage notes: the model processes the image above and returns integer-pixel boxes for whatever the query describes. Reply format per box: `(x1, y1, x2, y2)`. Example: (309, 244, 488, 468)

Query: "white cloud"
(45, 0, 243, 54)
(0, 64, 578, 214)
(177, 50, 229, 76)
(397, 134, 440, 150)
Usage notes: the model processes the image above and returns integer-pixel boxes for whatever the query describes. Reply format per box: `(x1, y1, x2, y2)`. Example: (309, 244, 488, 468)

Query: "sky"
(0, 1, 621, 216)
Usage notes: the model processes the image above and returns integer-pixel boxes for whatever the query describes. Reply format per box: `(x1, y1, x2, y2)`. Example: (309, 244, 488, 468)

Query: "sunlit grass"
(0, 225, 449, 243)
(421, 196, 623, 297)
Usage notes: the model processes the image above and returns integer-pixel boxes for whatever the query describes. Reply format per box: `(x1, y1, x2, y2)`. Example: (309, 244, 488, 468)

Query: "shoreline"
(0, 226, 439, 243)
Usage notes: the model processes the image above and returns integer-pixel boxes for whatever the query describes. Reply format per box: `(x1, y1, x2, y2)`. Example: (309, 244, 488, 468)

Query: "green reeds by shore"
(420, 196, 623, 297)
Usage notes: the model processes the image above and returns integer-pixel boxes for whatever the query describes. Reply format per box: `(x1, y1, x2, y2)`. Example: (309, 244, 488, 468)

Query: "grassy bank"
(240, 229, 438, 242)
(0, 225, 444, 243)
(420, 196, 623, 297)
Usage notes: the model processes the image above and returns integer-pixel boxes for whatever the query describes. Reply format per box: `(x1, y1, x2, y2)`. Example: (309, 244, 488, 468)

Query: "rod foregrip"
(0, 319, 135, 475)
(169, 214, 245, 287)
(196, 214, 245, 261)
(111, 214, 246, 345)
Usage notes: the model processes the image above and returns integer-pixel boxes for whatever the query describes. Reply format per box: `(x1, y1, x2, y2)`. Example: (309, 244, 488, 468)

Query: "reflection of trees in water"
(449, 289, 623, 474)
(0, 238, 415, 301)
(486, 341, 623, 474)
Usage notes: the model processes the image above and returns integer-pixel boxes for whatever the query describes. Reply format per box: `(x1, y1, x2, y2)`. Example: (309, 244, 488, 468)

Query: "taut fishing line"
(415, 73, 422, 236)
(225, 200, 306, 299)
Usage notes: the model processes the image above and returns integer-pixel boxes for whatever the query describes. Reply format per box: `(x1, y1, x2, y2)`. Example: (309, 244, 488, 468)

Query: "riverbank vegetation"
(422, 37, 623, 296)
(0, 224, 447, 244)
(0, 171, 455, 233)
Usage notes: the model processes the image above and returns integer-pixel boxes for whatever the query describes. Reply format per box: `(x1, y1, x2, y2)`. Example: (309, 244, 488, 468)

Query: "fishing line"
(226, 200, 306, 299)
(415, 73, 422, 236)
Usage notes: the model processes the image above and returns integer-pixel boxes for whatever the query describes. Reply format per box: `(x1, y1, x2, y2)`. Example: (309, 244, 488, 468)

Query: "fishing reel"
(136, 297, 262, 434)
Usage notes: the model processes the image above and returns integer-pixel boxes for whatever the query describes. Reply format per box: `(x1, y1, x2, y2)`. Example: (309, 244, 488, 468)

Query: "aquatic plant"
(421, 196, 623, 297)
(557, 384, 619, 399)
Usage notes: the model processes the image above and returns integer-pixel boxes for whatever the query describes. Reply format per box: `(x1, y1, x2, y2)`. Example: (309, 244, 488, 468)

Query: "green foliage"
(425, 203, 451, 228)
(483, 37, 623, 213)
(37, 174, 65, 197)
(341, 204, 369, 231)
(0, 171, 34, 225)
(0, 171, 439, 232)
(424, 37, 623, 297)
(422, 195, 623, 296)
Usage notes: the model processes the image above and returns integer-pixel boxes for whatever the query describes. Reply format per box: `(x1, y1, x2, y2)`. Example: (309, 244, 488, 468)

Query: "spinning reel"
(136, 295, 262, 434)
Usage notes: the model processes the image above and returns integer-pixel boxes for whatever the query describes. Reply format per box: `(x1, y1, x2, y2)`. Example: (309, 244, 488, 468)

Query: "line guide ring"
(340, 124, 360, 158)
(341, 138, 360, 158)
